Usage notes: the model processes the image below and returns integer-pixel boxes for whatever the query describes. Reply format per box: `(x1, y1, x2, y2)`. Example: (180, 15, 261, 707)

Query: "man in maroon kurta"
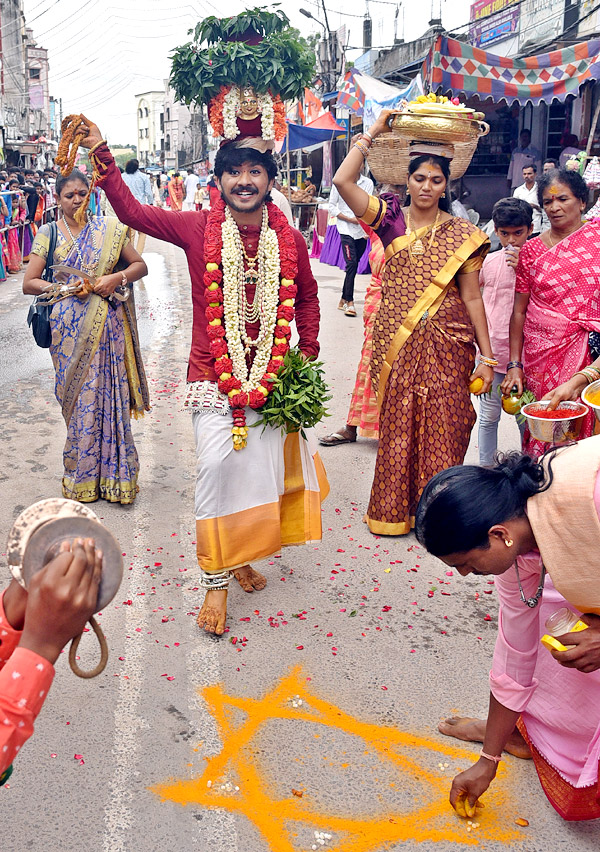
(81, 120, 322, 635)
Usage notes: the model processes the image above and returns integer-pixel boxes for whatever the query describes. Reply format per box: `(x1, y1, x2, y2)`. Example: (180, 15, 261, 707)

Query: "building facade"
(0, 3, 54, 167)
(360, 1, 600, 217)
(135, 90, 164, 167)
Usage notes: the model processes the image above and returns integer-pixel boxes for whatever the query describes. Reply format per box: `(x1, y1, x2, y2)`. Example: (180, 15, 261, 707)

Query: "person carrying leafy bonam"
(78, 9, 329, 637)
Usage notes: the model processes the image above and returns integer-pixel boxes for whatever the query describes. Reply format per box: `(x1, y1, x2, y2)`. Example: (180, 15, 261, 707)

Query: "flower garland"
(257, 93, 274, 140)
(272, 95, 287, 140)
(204, 197, 298, 449)
(223, 87, 241, 139)
(208, 86, 228, 137)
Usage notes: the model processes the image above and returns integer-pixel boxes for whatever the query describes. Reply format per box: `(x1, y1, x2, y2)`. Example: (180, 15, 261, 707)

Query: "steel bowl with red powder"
(521, 400, 589, 443)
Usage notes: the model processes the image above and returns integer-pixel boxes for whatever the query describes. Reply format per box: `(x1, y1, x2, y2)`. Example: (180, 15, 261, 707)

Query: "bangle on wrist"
(88, 139, 107, 157)
(120, 272, 128, 288)
(478, 356, 499, 368)
(575, 367, 600, 384)
(480, 749, 502, 764)
(354, 140, 370, 158)
(362, 130, 373, 141)
(507, 361, 524, 370)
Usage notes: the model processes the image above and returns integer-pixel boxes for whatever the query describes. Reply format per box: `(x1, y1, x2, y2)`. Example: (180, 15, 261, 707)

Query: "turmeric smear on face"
(151, 667, 521, 851)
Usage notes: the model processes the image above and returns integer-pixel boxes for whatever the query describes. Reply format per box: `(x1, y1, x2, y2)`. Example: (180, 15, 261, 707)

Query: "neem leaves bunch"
(170, 6, 316, 106)
(255, 348, 331, 437)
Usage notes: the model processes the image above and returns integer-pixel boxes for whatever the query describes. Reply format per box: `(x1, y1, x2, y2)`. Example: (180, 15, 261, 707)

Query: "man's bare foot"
(438, 716, 532, 759)
(233, 564, 267, 592)
(197, 589, 228, 635)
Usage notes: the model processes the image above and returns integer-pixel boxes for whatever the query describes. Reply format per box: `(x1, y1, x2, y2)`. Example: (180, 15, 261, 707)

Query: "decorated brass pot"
(389, 111, 489, 144)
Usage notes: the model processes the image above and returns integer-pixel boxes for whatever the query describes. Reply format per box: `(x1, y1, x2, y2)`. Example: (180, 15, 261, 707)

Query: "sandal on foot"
(338, 300, 347, 311)
(344, 305, 357, 317)
(318, 431, 356, 446)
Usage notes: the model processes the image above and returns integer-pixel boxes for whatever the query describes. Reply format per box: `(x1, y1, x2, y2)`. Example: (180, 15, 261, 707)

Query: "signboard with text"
(519, 0, 564, 50)
(469, 0, 520, 47)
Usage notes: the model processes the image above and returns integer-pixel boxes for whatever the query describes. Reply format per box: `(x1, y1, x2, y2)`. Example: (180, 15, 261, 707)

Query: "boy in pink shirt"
(478, 198, 533, 465)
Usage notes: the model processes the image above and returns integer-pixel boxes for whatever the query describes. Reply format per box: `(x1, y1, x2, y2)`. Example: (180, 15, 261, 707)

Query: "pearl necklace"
(221, 207, 280, 387)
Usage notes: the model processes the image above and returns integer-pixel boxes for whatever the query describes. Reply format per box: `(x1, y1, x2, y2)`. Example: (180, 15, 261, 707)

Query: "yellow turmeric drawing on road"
(152, 667, 520, 850)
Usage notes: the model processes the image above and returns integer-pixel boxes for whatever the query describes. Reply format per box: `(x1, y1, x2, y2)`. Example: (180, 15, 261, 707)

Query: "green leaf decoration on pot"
(170, 6, 316, 106)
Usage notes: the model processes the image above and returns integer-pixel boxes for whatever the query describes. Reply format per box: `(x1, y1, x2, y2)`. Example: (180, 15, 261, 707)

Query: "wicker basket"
(367, 121, 489, 184)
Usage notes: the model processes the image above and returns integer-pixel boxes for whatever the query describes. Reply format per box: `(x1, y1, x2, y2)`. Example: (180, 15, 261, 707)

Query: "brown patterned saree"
(361, 194, 489, 535)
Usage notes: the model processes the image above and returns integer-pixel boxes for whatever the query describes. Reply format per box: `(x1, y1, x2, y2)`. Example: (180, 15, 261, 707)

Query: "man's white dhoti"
(193, 406, 329, 573)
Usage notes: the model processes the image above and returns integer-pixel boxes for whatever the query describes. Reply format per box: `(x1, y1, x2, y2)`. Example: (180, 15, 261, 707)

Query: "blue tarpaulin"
(280, 122, 345, 153)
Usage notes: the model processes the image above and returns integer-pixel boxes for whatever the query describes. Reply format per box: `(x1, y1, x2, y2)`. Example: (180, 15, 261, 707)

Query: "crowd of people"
(0, 167, 58, 279)
(3, 98, 600, 826)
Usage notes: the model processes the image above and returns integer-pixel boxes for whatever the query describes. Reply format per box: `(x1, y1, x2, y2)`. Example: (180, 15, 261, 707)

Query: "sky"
(23, 0, 473, 143)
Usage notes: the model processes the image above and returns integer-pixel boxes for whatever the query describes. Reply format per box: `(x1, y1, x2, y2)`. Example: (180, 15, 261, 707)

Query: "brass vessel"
(390, 111, 489, 144)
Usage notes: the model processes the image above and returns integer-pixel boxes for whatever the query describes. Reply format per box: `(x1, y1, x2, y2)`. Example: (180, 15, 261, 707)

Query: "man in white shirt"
(513, 164, 542, 235)
(328, 171, 374, 317)
(183, 167, 199, 211)
(507, 129, 542, 192)
(121, 159, 154, 252)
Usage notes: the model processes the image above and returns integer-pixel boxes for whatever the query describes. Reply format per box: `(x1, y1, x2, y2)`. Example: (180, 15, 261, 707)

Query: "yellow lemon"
(206, 263, 219, 271)
(469, 377, 484, 395)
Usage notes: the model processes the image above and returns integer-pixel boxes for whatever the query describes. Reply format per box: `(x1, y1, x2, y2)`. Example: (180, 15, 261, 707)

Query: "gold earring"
(505, 539, 513, 547)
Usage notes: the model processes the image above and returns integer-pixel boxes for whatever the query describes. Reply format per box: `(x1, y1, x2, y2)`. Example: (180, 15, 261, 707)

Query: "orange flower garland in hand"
(55, 114, 98, 226)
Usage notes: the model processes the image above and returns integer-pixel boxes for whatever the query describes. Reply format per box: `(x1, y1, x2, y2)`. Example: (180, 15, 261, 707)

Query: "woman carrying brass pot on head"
(332, 105, 495, 536)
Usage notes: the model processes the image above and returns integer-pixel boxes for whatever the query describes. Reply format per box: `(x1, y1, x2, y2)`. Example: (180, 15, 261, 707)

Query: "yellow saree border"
(360, 194, 387, 230)
(376, 227, 489, 410)
(367, 515, 414, 536)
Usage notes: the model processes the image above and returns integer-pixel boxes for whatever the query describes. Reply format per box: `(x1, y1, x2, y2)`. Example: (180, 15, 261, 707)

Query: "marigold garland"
(272, 95, 287, 140)
(204, 197, 298, 449)
(208, 87, 228, 137)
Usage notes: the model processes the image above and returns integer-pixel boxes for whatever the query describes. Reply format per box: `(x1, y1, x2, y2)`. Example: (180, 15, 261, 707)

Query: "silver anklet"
(199, 569, 231, 590)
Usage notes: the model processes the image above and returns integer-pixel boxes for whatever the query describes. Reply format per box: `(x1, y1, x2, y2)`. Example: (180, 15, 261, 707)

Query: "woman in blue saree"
(23, 170, 149, 503)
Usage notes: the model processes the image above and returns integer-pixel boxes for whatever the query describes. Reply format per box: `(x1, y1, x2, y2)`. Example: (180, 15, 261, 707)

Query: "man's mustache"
(231, 186, 259, 195)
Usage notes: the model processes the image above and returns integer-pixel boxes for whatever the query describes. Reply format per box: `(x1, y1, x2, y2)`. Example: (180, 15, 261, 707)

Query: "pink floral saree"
(515, 221, 600, 457)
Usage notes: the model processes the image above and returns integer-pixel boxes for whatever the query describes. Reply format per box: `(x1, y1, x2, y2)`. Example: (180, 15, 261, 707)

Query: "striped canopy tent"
(336, 68, 423, 124)
(424, 35, 600, 105)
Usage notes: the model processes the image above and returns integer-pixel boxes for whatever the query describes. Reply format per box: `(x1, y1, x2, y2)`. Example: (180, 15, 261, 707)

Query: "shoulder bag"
(27, 221, 58, 348)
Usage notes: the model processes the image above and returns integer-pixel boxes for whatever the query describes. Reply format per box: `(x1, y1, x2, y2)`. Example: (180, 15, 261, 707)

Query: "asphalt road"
(0, 236, 597, 852)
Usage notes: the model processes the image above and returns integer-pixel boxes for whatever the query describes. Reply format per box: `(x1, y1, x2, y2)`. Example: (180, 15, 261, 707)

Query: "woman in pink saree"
(503, 169, 600, 457)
